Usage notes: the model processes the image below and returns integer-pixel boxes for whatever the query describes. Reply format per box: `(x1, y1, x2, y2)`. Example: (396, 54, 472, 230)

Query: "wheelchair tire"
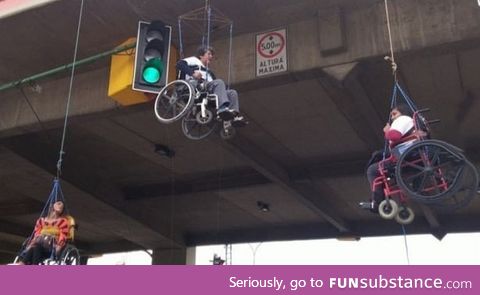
(396, 140, 466, 204)
(59, 244, 81, 265)
(430, 159, 479, 212)
(154, 80, 194, 124)
(182, 108, 217, 140)
(378, 199, 398, 220)
(395, 206, 415, 225)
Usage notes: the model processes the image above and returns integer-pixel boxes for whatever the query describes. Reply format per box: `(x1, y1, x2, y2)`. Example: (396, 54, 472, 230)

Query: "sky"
(87, 232, 480, 265)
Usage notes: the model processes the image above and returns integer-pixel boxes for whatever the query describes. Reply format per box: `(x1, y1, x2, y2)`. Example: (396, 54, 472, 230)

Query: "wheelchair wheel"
(154, 80, 194, 124)
(395, 206, 415, 225)
(396, 140, 465, 204)
(430, 159, 479, 212)
(59, 244, 81, 265)
(182, 107, 217, 140)
(378, 199, 398, 219)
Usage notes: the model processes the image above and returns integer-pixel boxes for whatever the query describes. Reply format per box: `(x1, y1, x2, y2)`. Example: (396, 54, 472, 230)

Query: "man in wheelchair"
(15, 200, 74, 265)
(176, 45, 247, 127)
(360, 104, 417, 212)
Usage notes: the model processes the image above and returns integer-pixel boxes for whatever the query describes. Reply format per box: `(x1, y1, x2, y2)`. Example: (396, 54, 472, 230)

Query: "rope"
(384, 0, 397, 77)
(206, 1, 211, 50)
(226, 23, 233, 89)
(178, 18, 184, 59)
(56, 0, 85, 178)
(401, 225, 410, 264)
(215, 143, 225, 246)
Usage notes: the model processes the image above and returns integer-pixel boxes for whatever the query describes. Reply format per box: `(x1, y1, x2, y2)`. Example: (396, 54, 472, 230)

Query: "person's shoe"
(231, 115, 248, 127)
(358, 201, 374, 210)
(217, 106, 234, 121)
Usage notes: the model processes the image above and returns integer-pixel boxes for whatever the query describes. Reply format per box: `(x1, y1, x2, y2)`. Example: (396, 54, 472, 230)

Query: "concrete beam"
(0, 220, 32, 238)
(219, 131, 350, 233)
(187, 213, 480, 246)
(318, 64, 384, 151)
(0, 67, 117, 136)
(213, 0, 480, 84)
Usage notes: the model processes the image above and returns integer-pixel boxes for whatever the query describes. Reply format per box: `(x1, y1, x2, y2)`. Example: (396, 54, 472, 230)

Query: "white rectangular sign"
(256, 28, 287, 77)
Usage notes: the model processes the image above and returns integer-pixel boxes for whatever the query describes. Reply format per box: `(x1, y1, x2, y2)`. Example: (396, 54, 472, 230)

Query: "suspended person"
(16, 201, 70, 264)
(359, 103, 419, 212)
(176, 45, 247, 127)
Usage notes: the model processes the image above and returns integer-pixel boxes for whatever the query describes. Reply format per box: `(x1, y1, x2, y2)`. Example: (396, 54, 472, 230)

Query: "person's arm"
(33, 218, 43, 237)
(176, 60, 194, 76)
(55, 217, 70, 253)
(208, 70, 216, 80)
(385, 116, 414, 144)
(384, 127, 403, 143)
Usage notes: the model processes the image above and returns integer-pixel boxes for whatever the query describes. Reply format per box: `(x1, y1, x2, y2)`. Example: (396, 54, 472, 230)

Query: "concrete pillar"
(152, 246, 196, 265)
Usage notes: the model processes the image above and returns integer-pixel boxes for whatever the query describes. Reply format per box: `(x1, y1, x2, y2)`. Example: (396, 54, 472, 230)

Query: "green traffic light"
(142, 58, 163, 84)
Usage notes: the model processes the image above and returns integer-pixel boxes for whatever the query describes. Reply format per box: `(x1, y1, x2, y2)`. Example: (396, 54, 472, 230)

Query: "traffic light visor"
(144, 39, 164, 61)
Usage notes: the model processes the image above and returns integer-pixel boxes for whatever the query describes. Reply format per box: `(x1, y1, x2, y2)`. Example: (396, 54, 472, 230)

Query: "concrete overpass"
(1, 0, 480, 264)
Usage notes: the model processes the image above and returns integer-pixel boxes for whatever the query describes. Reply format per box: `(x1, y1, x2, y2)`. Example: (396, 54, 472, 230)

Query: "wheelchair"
(154, 79, 237, 140)
(13, 215, 81, 265)
(371, 110, 479, 224)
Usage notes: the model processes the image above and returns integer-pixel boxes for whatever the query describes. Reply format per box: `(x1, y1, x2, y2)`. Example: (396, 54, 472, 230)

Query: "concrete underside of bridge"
(1, 0, 480, 264)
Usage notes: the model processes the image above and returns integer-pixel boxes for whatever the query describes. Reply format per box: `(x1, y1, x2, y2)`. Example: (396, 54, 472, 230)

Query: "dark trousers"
(366, 161, 385, 205)
(20, 245, 52, 265)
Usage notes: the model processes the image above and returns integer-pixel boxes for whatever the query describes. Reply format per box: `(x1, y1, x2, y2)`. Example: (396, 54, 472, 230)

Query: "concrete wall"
(2, 0, 480, 135)
(212, 0, 480, 83)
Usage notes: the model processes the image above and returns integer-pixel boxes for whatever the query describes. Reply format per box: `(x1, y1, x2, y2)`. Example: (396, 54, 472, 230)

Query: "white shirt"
(390, 115, 414, 136)
(182, 56, 213, 82)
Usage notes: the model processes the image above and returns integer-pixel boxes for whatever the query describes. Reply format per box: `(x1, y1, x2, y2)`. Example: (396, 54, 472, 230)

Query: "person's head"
(51, 200, 65, 216)
(390, 103, 412, 120)
(196, 45, 215, 66)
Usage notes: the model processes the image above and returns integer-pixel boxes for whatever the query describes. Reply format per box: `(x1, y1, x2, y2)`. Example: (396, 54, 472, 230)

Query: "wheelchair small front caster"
(378, 199, 398, 220)
(196, 109, 214, 124)
(220, 126, 236, 139)
(395, 206, 415, 224)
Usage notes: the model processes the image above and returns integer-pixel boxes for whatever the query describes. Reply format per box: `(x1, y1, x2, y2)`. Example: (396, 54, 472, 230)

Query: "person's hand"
(192, 70, 202, 80)
(383, 123, 391, 133)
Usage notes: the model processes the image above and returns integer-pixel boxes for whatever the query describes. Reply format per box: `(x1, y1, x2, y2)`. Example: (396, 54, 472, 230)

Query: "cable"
(226, 23, 233, 89)
(56, 0, 85, 178)
(17, 86, 53, 144)
(401, 224, 410, 265)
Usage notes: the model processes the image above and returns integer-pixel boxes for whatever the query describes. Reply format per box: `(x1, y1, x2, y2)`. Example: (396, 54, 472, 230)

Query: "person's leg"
(206, 79, 229, 108)
(31, 245, 50, 265)
(18, 248, 34, 265)
(226, 89, 239, 113)
(226, 89, 248, 127)
(360, 162, 384, 212)
(207, 79, 235, 120)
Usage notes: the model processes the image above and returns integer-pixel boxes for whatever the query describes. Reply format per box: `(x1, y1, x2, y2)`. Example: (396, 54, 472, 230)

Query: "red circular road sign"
(257, 32, 285, 58)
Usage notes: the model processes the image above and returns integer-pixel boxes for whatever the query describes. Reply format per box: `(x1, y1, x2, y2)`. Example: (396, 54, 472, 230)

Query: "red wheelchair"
(372, 109, 478, 224)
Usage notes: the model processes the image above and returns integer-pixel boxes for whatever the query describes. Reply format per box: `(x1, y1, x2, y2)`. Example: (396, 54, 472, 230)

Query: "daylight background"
(87, 232, 480, 265)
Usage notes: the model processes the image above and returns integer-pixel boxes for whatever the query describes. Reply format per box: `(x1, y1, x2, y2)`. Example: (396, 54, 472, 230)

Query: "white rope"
(401, 225, 411, 265)
(226, 23, 233, 89)
(56, 0, 85, 178)
(384, 0, 397, 75)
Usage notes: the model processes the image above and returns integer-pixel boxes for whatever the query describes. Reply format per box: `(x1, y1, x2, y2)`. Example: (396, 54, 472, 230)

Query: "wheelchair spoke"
(402, 160, 424, 171)
(429, 149, 441, 166)
(405, 170, 426, 182)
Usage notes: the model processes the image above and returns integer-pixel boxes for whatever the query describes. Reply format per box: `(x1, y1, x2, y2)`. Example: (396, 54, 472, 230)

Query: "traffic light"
(132, 20, 172, 93)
